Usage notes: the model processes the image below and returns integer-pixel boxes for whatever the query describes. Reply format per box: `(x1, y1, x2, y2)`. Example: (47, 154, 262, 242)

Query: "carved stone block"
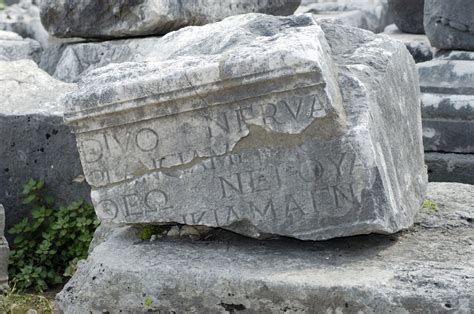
(65, 14, 427, 241)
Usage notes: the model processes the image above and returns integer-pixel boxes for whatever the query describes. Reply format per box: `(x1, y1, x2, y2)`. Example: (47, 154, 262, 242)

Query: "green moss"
(137, 225, 167, 241)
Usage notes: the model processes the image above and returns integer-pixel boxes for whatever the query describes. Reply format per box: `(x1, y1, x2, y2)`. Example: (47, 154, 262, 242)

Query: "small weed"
(0, 283, 55, 313)
(144, 297, 153, 307)
(422, 199, 438, 211)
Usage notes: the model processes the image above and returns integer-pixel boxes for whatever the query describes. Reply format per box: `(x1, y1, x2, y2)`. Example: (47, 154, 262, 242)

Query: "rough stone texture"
(39, 37, 162, 83)
(0, 205, 8, 290)
(388, 0, 424, 34)
(64, 14, 427, 241)
(56, 182, 473, 313)
(418, 53, 474, 153)
(296, 0, 393, 33)
(0, 30, 41, 62)
(0, 0, 49, 48)
(384, 24, 433, 63)
(426, 153, 474, 184)
(0, 60, 90, 235)
(424, 0, 474, 50)
(40, 0, 301, 39)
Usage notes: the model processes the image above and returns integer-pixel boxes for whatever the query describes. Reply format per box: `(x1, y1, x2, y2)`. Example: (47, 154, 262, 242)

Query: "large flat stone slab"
(64, 14, 427, 241)
(0, 60, 90, 233)
(56, 182, 474, 313)
(40, 0, 301, 39)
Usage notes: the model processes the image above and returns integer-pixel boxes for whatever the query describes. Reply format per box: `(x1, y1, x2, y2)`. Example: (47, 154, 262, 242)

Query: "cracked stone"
(64, 14, 427, 241)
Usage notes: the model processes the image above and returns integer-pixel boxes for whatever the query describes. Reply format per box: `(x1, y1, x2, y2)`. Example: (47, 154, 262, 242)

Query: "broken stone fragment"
(424, 0, 474, 50)
(0, 30, 41, 62)
(64, 14, 427, 241)
(0, 60, 90, 233)
(0, 205, 8, 290)
(40, 0, 301, 39)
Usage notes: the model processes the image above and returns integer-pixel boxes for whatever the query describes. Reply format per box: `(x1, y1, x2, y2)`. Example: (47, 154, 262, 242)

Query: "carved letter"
(135, 128, 159, 152)
(96, 199, 118, 220)
(219, 173, 243, 198)
(248, 199, 276, 219)
(81, 139, 103, 163)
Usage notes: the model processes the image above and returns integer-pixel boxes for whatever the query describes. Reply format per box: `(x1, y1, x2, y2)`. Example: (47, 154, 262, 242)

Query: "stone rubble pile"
(0, 0, 471, 312)
(419, 0, 474, 184)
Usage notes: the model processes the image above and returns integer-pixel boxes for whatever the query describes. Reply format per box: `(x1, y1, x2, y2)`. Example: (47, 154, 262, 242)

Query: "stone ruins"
(0, 0, 472, 312)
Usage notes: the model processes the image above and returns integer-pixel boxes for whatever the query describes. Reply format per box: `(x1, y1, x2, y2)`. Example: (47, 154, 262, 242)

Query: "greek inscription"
(96, 199, 118, 220)
(285, 194, 306, 224)
(248, 199, 276, 219)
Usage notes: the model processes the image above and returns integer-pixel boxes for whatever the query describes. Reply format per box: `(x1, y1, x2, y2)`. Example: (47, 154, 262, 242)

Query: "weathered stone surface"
(0, 30, 41, 62)
(0, 0, 49, 48)
(64, 14, 426, 241)
(296, 0, 393, 33)
(56, 182, 473, 313)
(40, 0, 301, 39)
(0, 205, 8, 290)
(0, 60, 90, 234)
(39, 37, 162, 83)
(418, 55, 474, 153)
(388, 0, 424, 34)
(424, 0, 474, 50)
(384, 24, 433, 63)
(426, 153, 474, 184)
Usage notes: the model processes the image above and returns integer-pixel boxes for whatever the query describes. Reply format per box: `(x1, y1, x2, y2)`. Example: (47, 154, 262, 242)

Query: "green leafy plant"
(8, 179, 99, 292)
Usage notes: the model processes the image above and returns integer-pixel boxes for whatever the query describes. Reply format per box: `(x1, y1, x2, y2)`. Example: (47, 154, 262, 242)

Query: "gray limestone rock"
(0, 0, 49, 48)
(384, 24, 433, 63)
(40, 0, 301, 39)
(0, 205, 8, 291)
(0, 60, 90, 235)
(388, 0, 424, 34)
(0, 30, 41, 62)
(418, 53, 474, 153)
(64, 14, 427, 241)
(296, 0, 393, 33)
(426, 153, 474, 184)
(424, 0, 474, 50)
(56, 182, 473, 313)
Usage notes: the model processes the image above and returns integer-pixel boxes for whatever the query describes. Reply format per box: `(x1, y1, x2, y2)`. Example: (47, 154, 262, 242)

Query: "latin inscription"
(78, 92, 331, 187)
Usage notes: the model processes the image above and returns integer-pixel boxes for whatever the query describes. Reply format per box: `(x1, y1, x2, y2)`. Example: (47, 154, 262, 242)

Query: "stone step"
(56, 182, 474, 313)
